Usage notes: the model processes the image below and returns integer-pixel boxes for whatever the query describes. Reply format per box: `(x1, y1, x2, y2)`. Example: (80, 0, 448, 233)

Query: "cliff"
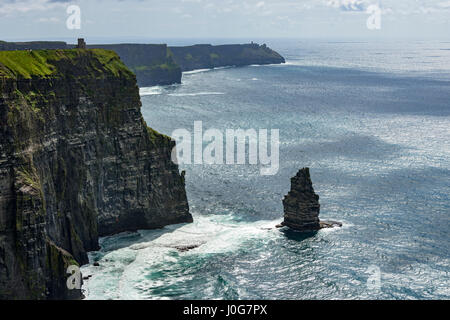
(85, 44, 182, 87)
(169, 43, 285, 71)
(0, 41, 286, 86)
(281, 168, 341, 231)
(0, 42, 181, 87)
(86, 43, 285, 83)
(0, 49, 192, 299)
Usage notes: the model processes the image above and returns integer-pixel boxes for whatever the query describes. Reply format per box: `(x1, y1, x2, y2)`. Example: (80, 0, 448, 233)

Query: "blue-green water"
(82, 40, 450, 299)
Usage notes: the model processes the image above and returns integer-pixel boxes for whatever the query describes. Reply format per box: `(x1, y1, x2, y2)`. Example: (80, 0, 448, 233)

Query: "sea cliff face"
(170, 43, 286, 71)
(85, 44, 182, 87)
(0, 49, 191, 299)
(86, 43, 286, 83)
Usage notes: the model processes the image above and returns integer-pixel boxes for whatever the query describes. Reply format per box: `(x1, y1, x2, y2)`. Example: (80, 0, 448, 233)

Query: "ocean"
(81, 40, 450, 299)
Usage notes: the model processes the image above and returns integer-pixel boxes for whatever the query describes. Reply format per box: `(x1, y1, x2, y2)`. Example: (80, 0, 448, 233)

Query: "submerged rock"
(173, 244, 201, 252)
(281, 168, 341, 232)
(319, 221, 343, 229)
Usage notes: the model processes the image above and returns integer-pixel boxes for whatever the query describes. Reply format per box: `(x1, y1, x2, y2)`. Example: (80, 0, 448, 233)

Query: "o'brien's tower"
(76, 38, 86, 49)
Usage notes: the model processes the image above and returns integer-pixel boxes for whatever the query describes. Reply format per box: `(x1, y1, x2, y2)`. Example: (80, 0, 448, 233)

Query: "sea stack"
(281, 168, 341, 231)
(76, 38, 86, 49)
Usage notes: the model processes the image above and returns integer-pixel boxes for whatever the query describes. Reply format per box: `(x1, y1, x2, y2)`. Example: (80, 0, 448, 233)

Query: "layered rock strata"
(281, 168, 341, 231)
(0, 49, 191, 299)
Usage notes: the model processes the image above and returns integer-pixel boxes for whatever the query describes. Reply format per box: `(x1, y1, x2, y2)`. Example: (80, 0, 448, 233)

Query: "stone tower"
(76, 38, 86, 49)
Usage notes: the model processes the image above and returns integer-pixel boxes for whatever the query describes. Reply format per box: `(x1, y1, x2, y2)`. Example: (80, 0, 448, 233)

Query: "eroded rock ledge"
(279, 168, 342, 231)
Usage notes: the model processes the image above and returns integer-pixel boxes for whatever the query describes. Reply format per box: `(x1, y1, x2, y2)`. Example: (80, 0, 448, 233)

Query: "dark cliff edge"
(0, 41, 67, 51)
(0, 41, 286, 86)
(280, 168, 341, 232)
(170, 43, 286, 72)
(0, 49, 192, 299)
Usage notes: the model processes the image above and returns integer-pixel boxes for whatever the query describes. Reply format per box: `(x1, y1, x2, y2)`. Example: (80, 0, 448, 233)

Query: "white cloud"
(1, 0, 449, 39)
(0, 0, 69, 15)
(327, 0, 367, 12)
(437, 1, 450, 8)
(36, 17, 60, 23)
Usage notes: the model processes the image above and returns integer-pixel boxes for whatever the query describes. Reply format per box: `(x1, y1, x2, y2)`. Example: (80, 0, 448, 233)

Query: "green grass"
(0, 50, 55, 78)
(89, 48, 133, 77)
(0, 49, 132, 79)
(145, 123, 172, 146)
(16, 166, 42, 196)
(132, 61, 179, 72)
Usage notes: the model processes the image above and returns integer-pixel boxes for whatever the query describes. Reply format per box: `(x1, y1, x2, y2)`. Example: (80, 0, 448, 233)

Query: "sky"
(0, 0, 449, 42)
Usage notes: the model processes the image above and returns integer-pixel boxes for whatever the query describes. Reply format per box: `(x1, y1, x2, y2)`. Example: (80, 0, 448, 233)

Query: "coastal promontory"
(169, 43, 286, 71)
(0, 40, 286, 87)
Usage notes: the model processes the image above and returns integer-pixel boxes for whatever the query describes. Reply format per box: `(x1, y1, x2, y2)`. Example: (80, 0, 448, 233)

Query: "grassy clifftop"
(0, 49, 134, 79)
(0, 46, 191, 299)
(0, 41, 286, 87)
(170, 43, 285, 71)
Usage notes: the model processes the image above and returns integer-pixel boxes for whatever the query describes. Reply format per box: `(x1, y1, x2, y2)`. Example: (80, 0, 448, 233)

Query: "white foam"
(139, 86, 163, 96)
(81, 214, 280, 299)
(249, 62, 287, 67)
(213, 66, 232, 70)
(183, 68, 211, 75)
(183, 66, 233, 75)
(168, 92, 225, 97)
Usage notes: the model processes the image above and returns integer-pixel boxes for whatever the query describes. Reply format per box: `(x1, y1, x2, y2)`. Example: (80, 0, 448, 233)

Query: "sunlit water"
(82, 40, 450, 300)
